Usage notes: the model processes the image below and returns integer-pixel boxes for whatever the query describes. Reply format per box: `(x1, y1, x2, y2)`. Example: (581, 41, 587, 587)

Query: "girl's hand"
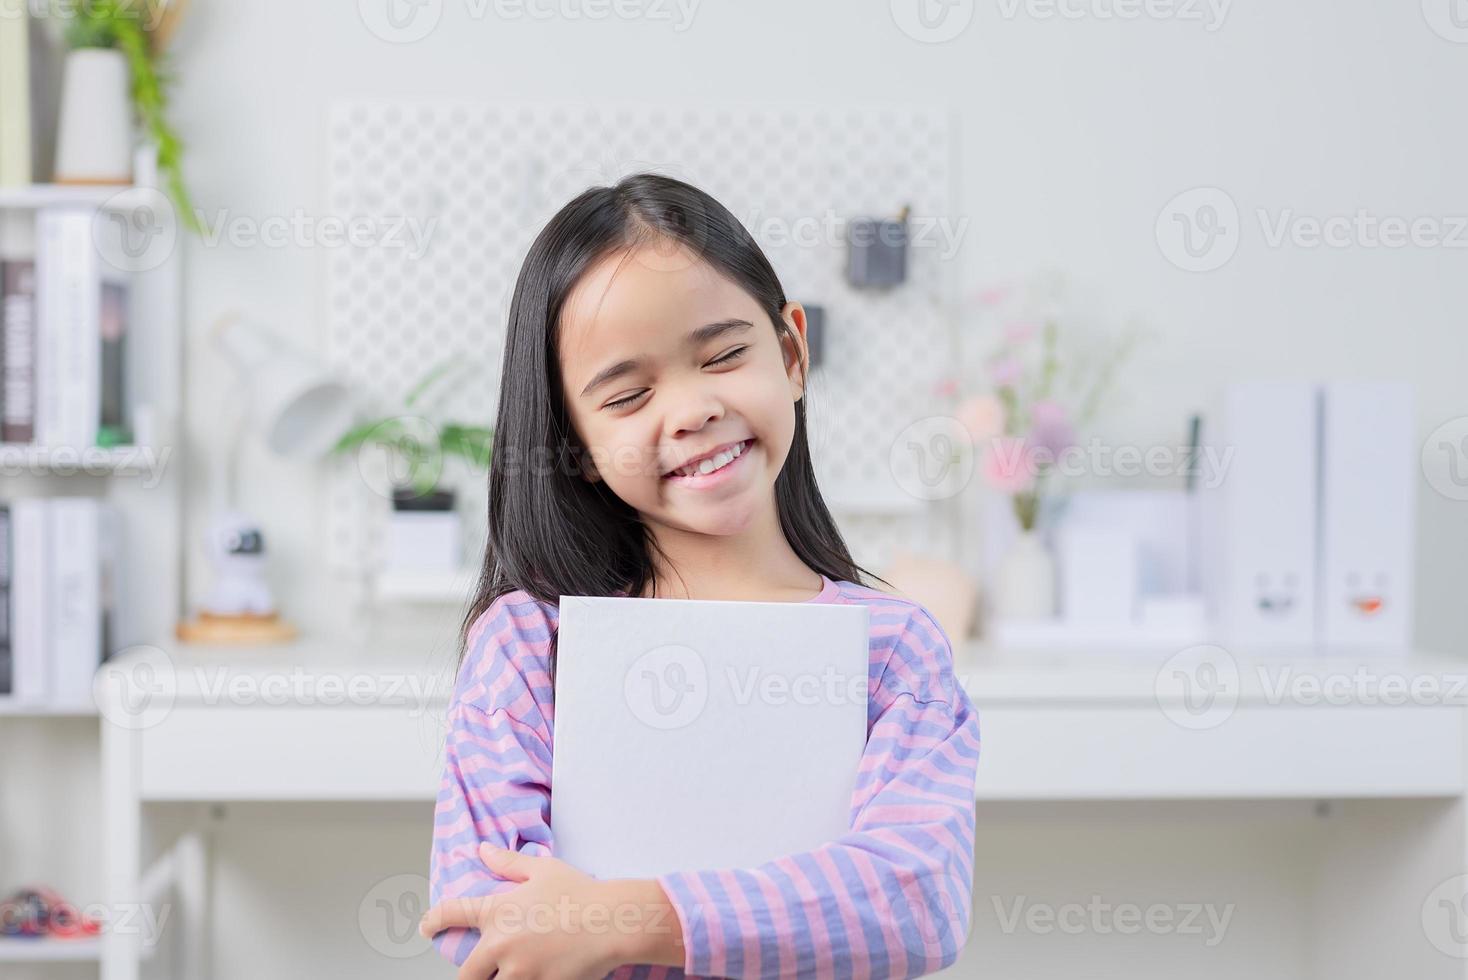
(419, 843, 676, 980)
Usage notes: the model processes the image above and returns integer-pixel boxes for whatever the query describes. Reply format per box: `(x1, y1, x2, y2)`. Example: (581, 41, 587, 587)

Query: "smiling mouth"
(663, 438, 755, 481)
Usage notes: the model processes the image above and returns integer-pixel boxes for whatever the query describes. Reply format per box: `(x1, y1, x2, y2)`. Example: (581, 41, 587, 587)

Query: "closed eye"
(601, 347, 750, 411)
(604, 390, 648, 410)
(709, 345, 749, 366)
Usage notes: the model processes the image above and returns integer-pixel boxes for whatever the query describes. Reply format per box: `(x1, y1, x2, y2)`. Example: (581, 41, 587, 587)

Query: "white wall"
(167, 0, 1468, 653)
(25, 1, 1458, 977)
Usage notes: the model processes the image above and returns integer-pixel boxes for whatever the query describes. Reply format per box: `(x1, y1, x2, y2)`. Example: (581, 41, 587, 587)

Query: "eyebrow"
(578, 318, 755, 398)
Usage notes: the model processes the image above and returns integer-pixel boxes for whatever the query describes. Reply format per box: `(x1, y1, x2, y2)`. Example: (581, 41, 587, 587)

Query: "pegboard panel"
(324, 102, 960, 577)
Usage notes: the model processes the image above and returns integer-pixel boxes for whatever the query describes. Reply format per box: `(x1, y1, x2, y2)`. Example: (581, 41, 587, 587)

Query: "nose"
(666, 385, 725, 438)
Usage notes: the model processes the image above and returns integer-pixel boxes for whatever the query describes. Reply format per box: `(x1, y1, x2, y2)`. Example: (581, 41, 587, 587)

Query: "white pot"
(54, 48, 134, 184)
(385, 509, 462, 573)
(992, 530, 1056, 620)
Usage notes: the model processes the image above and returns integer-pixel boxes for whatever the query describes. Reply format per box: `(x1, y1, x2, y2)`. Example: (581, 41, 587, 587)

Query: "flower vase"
(992, 530, 1056, 620)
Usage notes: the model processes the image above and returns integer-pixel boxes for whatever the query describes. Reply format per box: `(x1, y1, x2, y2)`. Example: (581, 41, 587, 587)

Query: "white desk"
(99, 640, 1468, 980)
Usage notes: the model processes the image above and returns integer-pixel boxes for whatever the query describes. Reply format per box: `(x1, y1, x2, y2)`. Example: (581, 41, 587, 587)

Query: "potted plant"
(949, 274, 1143, 620)
(54, 0, 200, 231)
(330, 360, 494, 574)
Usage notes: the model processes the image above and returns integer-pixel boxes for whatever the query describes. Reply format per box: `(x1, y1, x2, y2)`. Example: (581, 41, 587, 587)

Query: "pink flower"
(1003, 320, 1040, 345)
(1029, 399, 1076, 457)
(990, 356, 1022, 388)
(975, 283, 1012, 308)
(933, 377, 959, 399)
(956, 395, 1005, 443)
(981, 436, 1037, 494)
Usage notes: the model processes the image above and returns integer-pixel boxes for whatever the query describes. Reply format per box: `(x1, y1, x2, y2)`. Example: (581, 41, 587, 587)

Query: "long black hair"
(460, 172, 887, 660)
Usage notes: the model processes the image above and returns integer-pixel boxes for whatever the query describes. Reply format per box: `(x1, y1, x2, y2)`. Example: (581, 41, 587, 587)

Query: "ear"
(778, 302, 810, 402)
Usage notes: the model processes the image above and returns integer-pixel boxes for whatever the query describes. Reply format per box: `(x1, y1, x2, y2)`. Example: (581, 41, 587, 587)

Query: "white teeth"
(675, 441, 747, 478)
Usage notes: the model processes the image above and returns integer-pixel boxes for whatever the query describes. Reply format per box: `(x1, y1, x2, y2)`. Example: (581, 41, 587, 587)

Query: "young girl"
(421, 173, 981, 979)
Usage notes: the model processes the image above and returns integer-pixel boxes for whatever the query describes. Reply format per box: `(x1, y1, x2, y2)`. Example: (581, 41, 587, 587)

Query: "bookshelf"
(0, 443, 164, 474)
(0, 185, 142, 211)
(0, 144, 182, 964)
(0, 936, 157, 965)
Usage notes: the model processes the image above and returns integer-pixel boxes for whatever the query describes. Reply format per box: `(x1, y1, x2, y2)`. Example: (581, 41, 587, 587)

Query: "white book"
(36, 208, 101, 448)
(10, 499, 49, 703)
(49, 497, 102, 706)
(553, 595, 869, 879)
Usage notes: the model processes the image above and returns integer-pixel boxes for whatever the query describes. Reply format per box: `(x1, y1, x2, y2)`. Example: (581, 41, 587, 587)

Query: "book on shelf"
(0, 3, 62, 187)
(1, 258, 37, 443)
(0, 209, 132, 451)
(0, 497, 119, 707)
(0, 503, 10, 697)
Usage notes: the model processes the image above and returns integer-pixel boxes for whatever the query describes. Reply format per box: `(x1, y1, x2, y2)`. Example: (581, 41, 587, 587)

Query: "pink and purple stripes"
(429, 578, 981, 978)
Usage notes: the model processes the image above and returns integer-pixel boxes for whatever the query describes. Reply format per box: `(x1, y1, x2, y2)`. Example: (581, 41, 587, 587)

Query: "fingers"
(457, 935, 500, 980)
(478, 842, 539, 882)
(419, 896, 490, 938)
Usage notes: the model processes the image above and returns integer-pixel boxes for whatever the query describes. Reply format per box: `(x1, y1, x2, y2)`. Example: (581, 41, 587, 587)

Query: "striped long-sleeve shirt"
(429, 573, 981, 979)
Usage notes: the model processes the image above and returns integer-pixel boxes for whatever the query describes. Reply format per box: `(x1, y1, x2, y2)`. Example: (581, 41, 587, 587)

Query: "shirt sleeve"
(655, 605, 981, 979)
(428, 595, 557, 968)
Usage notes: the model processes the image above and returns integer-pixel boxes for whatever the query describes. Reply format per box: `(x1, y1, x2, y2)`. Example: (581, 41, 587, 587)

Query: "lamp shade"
(257, 355, 355, 458)
(212, 314, 357, 459)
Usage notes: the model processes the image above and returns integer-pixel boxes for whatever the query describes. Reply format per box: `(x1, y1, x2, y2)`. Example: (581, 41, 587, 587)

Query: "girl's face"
(557, 240, 808, 538)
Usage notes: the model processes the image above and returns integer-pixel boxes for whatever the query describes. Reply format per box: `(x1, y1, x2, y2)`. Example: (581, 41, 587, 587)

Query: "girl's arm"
(428, 595, 561, 966)
(429, 696, 558, 965)
(648, 607, 981, 979)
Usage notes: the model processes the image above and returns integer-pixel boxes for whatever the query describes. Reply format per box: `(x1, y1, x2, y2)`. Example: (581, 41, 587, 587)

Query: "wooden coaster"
(175, 612, 298, 645)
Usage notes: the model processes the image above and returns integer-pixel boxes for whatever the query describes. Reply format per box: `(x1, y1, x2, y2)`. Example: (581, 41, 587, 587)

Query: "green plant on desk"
(330, 361, 494, 498)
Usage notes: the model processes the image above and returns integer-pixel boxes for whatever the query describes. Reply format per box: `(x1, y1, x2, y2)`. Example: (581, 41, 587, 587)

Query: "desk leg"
(102, 719, 141, 980)
(175, 818, 211, 980)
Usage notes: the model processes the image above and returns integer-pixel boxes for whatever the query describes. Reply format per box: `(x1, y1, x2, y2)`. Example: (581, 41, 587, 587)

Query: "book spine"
(0, 7, 32, 187)
(34, 213, 58, 445)
(11, 498, 48, 703)
(49, 497, 100, 706)
(27, 14, 62, 183)
(36, 209, 101, 448)
(98, 502, 119, 666)
(2, 260, 38, 443)
(98, 276, 129, 444)
(0, 503, 11, 697)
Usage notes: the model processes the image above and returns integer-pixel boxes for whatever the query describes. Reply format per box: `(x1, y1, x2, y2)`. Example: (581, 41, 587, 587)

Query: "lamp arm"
(208, 313, 258, 515)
